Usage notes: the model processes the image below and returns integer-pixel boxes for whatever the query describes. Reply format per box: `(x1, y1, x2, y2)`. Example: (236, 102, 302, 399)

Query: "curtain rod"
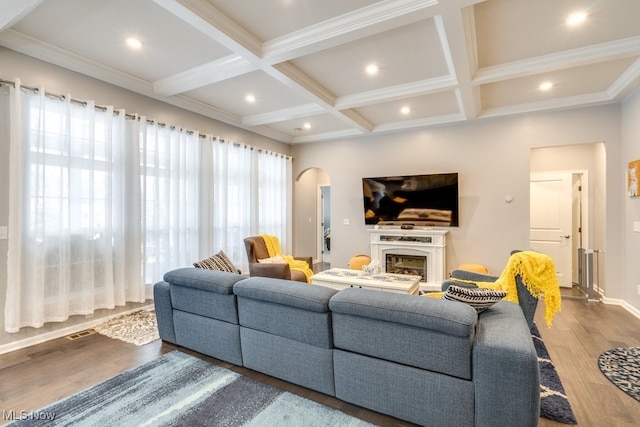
(0, 78, 291, 159)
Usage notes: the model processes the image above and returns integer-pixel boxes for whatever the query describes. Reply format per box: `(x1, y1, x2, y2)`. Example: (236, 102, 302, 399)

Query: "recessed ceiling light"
(245, 94, 256, 103)
(303, 122, 311, 130)
(126, 37, 143, 50)
(365, 64, 379, 75)
(400, 106, 411, 115)
(566, 11, 588, 26)
(539, 81, 554, 91)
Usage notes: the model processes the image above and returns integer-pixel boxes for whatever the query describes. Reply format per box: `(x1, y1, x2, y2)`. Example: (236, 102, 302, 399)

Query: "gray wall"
(292, 104, 627, 305)
(622, 88, 640, 313)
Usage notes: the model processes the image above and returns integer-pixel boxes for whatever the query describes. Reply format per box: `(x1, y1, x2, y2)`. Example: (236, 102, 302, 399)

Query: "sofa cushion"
(240, 328, 335, 396)
(234, 277, 336, 312)
(164, 268, 244, 324)
(330, 288, 477, 379)
(334, 349, 475, 427)
(443, 284, 507, 313)
(234, 277, 337, 348)
(193, 250, 239, 273)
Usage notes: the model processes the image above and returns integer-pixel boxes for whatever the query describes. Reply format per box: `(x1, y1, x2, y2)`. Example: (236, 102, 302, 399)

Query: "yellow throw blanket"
(452, 251, 561, 327)
(261, 234, 313, 283)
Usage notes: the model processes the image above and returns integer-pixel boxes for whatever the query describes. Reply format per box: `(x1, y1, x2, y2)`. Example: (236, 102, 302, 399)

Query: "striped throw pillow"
(193, 250, 239, 273)
(443, 285, 507, 313)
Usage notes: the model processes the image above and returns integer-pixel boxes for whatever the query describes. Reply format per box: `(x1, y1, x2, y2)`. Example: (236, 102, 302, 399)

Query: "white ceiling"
(2, 0, 639, 144)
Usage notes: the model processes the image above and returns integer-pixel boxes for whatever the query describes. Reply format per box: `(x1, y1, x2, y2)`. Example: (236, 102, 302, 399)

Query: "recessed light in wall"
(303, 122, 311, 130)
(245, 94, 256, 103)
(539, 81, 554, 91)
(126, 37, 143, 50)
(365, 64, 379, 75)
(566, 11, 588, 26)
(400, 106, 411, 115)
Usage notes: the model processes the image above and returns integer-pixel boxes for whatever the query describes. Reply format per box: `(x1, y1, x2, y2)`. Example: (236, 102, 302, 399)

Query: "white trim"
(600, 297, 640, 321)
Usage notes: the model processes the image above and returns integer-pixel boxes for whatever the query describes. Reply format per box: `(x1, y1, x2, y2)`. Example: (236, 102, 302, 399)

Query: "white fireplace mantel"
(370, 227, 448, 291)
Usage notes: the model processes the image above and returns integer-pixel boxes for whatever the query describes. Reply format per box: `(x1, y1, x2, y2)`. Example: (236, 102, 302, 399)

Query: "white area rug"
(93, 310, 159, 346)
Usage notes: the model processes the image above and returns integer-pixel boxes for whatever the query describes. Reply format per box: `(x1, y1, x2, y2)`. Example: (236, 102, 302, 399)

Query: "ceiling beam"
(336, 77, 458, 110)
(436, 3, 481, 119)
(473, 36, 640, 85)
(263, 0, 439, 64)
(153, 0, 262, 59)
(155, 0, 374, 134)
(243, 103, 324, 127)
(153, 54, 256, 96)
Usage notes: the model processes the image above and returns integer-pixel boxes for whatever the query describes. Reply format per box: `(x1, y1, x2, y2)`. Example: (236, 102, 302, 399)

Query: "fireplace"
(370, 228, 448, 291)
(386, 253, 427, 281)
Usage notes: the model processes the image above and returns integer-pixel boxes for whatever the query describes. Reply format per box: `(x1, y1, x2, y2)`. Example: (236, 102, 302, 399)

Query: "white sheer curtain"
(4, 81, 292, 332)
(202, 138, 253, 274)
(140, 120, 201, 287)
(257, 150, 293, 251)
(5, 81, 144, 332)
(200, 139, 293, 273)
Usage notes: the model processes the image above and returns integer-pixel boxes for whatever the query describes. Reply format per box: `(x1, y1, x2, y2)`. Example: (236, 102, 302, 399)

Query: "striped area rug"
(532, 323, 577, 424)
(7, 351, 375, 427)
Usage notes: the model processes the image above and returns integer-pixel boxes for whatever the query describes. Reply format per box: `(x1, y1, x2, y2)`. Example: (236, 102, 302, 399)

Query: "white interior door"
(530, 172, 573, 288)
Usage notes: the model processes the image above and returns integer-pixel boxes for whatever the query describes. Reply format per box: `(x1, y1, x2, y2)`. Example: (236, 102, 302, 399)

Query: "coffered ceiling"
(1, 0, 639, 144)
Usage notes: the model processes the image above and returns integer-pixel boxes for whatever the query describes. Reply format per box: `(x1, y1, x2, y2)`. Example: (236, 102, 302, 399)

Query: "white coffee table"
(311, 268, 421, 295)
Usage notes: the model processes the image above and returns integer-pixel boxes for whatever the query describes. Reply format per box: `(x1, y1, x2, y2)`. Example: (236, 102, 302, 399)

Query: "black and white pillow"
(443, 285, 507, 313)
(193, 250, 238, 273)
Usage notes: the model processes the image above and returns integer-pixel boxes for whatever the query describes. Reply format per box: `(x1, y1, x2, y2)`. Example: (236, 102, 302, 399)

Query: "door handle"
(561, 235, 571, 239)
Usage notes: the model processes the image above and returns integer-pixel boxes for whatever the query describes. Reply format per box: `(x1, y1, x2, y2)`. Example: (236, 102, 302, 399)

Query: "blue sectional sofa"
(154, 267, 540, 427)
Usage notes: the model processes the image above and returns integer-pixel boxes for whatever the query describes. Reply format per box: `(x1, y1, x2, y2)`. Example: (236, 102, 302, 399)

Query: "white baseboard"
(600, 297, 640, 320)
(0, 304, 154, 355)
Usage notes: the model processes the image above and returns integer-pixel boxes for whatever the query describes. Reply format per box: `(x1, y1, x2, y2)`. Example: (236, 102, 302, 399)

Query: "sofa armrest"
(473, 301, 540, 427)
(153, 281, 176, 344)
(248, 262, 291, 279)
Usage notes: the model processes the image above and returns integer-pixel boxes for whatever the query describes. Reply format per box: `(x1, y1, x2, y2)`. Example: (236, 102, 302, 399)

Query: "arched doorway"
(295, 168, 331, 267)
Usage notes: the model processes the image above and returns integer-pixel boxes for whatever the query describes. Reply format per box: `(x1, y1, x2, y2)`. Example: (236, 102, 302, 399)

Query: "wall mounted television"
(362, 173, 459, 227)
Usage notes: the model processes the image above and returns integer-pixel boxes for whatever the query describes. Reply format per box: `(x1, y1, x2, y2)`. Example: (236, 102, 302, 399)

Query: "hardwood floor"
(1, 291, 639, 426)
(536, 292, 640, 426)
